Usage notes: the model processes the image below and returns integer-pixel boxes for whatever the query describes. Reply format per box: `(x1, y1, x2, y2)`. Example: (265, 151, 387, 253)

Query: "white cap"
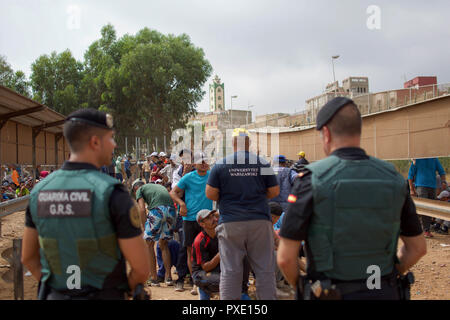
(159, 152, 167, 157)
(170, 154, 177, 161)
(196, 209, 216, 223)
(437, 190, 450, 199)
(150, 152, 158, 157)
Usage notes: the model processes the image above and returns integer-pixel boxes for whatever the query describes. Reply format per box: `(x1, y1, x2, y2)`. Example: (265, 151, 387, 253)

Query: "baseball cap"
(169, 154, 177, 161)
(193, 152, 208, 164)
(66, 108, 114, 129)
(232, 128, 249, 137)
(159, 152, 167, 157)
(196, 209, 217, 223)
(298, 151, 306, 157)
(273, 155, 286, 163)
(132, 179, 145, 190)
(437, 190, 450, 199)
(150, 152, 159, 157)
(269, 202, 283, 216)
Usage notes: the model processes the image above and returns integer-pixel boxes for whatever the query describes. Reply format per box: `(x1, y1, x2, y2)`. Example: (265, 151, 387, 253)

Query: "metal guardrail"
(413, 197, 450, 221)
(0, 194, 448, 221)
(0, 196, 30, 218)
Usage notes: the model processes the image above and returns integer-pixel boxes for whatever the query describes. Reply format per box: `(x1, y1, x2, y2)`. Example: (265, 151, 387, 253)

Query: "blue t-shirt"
(124, 160, 131, 171)
(207, 151, 278, 224)
(177, 170, 212, 221)
(408, 158, 445, 189)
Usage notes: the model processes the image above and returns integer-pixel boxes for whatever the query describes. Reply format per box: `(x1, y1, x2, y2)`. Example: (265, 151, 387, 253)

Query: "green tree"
(0, 55, 14, 85)
(30, 50, 83, 114)
(0, 55, 30, 97)
(101, 28, 212, 153)
(80, 24, 119, 110)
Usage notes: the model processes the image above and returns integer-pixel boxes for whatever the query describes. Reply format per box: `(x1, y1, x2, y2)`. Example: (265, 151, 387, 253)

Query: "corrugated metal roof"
(0, 85, 66, 133)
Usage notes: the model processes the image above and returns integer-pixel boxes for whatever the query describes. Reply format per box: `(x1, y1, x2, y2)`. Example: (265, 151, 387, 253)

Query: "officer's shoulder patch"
(288, 194, 298, 203)
(129, 203, 141, 229)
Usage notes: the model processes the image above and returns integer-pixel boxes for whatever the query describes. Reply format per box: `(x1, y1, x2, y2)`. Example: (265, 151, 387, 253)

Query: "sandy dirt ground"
(0, 211, 449, 300)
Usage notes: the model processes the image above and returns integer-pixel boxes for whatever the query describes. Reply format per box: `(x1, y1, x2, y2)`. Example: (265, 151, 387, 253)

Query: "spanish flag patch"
(287, 194, 297, 203)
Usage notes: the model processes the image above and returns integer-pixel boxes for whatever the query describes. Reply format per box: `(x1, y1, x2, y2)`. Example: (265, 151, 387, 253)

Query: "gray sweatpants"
(216, 220, 276, 300)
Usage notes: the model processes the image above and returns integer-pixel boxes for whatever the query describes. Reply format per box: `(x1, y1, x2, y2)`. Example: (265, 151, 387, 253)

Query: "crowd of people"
(19, 105, 447, 301)
(128, 100, 447, 300)
(1, 164, 54, 202)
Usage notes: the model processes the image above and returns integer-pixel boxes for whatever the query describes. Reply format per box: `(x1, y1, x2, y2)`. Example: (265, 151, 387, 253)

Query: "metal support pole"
(125, 137, 128, 156)
(16, 123, 19, 164)
(55, 134, 58, 168)
(54, 134, 62, 169)
(44, 132, 47, 165)
(32, 129, 39, 188)
(13, 239, 24, 300)
(164, 135, 167, 153)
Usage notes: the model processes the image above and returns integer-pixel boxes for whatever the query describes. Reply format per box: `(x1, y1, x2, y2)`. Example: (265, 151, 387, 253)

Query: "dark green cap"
(316, 97, 354, 130)
(66, 108, 114, 129)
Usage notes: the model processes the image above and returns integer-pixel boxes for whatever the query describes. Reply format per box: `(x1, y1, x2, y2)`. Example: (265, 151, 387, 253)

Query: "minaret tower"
(209, 75, 225, 112)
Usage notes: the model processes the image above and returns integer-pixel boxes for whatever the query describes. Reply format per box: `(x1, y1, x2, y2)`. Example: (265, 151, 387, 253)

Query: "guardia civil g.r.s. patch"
(129, 204, 141, 229)
(37, 189, 92, 218)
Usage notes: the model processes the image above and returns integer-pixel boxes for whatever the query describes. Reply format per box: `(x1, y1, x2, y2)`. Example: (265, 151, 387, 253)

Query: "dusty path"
(1, 211, 449, 300)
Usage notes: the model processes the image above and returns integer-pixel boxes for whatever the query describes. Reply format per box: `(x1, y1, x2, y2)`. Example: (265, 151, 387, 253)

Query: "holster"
(132, 283, 150, 300)
(295, 275, 308, 300)
(397, 272, 414, 300)
(37, 280, 50, 300)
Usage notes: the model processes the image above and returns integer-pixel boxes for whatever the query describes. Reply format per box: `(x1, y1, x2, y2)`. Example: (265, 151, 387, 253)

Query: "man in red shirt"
(192, 209, 250, 300)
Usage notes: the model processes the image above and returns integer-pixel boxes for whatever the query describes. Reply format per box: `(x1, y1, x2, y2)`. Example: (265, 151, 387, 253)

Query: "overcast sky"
(2, 0, 450, 117)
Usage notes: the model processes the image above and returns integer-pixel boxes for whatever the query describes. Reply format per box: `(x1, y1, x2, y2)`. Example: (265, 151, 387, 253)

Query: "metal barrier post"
(13, 238, 24, 300)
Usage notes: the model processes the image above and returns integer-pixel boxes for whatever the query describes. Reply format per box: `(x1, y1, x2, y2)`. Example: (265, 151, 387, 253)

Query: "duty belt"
(46, 287, 126, 300)
(332, 272, 398, 296)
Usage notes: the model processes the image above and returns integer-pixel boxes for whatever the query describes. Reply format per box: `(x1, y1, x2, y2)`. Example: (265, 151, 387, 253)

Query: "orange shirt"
(12, 170, 19, 186)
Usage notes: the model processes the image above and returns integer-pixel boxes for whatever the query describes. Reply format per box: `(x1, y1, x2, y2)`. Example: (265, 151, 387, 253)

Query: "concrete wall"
(251, 95, 450, 161)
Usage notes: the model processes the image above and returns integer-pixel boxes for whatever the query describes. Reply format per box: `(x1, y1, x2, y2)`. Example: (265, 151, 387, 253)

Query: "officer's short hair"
(63, 121, 109, 153)
(327, 103, 361, 137)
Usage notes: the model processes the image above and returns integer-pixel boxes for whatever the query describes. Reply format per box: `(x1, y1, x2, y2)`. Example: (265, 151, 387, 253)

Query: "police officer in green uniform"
(277, 97, 427, 300)
(21, 108, 150, 300)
